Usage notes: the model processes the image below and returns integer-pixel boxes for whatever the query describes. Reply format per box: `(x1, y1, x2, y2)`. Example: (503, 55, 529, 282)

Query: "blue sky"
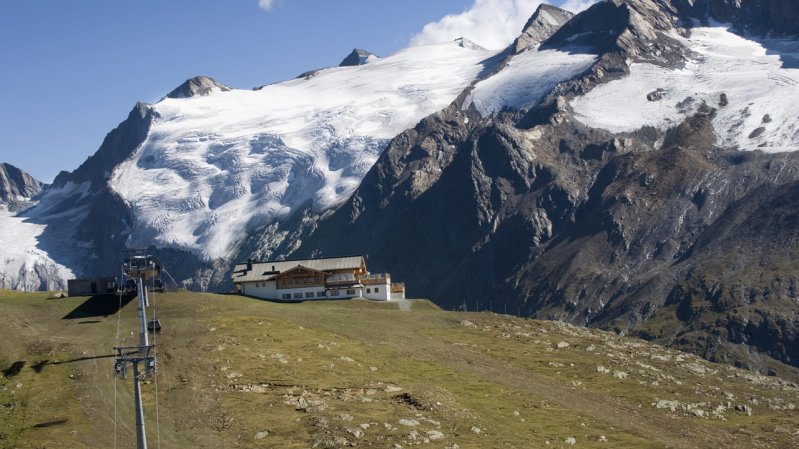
(0, 0, 591, 182)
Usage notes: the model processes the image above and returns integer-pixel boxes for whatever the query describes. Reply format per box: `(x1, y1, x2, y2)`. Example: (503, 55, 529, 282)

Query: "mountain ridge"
(281, 0, 799, 374)
(2, 0, 799, 376)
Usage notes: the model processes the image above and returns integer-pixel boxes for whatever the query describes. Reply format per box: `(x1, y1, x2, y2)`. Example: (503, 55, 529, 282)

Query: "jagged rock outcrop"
(0, 163, 42, 210)
(513, 4, 574, 53)
(165, 75, 230, 99)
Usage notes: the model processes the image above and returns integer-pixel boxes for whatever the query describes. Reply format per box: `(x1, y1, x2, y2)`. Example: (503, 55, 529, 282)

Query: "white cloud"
(410, 0, 601, 50)
(258, 0, 275, 11)
(410, 0, 546, 50)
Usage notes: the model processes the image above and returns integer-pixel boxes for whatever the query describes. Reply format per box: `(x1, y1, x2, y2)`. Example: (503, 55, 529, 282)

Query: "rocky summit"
(0, 162, 42, 211)
(2, 0, 799, 378)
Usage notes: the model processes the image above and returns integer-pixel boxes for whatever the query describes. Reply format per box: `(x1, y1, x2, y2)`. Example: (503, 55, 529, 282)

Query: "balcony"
(359, 273, 390, 286)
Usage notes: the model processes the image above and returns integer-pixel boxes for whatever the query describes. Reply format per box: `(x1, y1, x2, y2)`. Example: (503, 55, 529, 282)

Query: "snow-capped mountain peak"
(110, 40, 499, 261)
(339, 48, 379, 66)
(165, 75, 231, 99)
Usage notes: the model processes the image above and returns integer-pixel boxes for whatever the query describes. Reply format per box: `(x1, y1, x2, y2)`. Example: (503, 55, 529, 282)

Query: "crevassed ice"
(112, 42, 498, 260)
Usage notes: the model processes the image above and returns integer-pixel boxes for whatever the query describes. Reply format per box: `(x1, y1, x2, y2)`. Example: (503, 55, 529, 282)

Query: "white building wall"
(363, 281, 391, 301)
(240, 279, 396, 301)
(242, 281, 278, 299)
(326, 286, 364, 299)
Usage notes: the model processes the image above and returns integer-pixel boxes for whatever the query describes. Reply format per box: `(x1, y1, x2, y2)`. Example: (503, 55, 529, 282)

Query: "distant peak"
(165, 76, 231, 99)
(339, 48, 379, 67)
(454, 37, 486, 51)
(0, 162, 43, 206)
(514, 3, 574, 53)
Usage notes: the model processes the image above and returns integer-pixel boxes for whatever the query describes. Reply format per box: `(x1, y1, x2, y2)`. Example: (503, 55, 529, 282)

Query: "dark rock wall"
(283, 0, 799, 375)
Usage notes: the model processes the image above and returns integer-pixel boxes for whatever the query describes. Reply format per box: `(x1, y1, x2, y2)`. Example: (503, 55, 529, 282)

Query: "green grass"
(1, 290, 798, 448)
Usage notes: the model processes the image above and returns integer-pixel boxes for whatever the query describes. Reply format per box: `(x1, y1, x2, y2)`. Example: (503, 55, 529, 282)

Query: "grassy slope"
(1, 290, 797, 448)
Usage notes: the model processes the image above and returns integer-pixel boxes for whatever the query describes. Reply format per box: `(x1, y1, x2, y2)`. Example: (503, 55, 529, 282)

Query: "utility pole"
(114, 251, 161, 449)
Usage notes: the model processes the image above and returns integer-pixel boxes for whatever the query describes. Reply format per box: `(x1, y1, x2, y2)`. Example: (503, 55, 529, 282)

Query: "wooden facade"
(275, 266, 327, 289)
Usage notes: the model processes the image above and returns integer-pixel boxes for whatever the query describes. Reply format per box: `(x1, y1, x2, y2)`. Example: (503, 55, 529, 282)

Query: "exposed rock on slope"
(339, 48, 378, 66)
(0, 163, 72, 290)
(4, 40, 500, 291)
(286, 0, 799, 374)
(166, 75, 231, 99)
(513, 4, 574, 53)
(681, 0, 799, 36)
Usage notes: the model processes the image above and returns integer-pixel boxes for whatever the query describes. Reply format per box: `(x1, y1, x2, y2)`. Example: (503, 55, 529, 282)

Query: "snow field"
(570, 26, 799, 152)
(466, 45, 597, 116)
(0, 207, 74, 290)
(112, 42, 498, 260)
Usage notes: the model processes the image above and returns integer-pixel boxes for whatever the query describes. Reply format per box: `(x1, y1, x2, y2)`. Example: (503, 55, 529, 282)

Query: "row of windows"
(256, 285, 378, 298)
(254, 283, 379, 294)
(281, 291, 328, 300)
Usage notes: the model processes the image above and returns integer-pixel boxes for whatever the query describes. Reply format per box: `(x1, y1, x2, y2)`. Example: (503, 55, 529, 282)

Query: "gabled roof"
(275, 265, 328, 278)
(231, 255, 365, 284)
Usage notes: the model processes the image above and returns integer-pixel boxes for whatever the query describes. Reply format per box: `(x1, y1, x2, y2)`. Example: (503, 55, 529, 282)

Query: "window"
(293, 293, 302, 299)
(366, 288, 371, 293)
(329, 290, 339, 296)
(255, 282, 260, 288)
(282, 293, 291, 300)
(317, 291, 326, 298)
(374, 287, 379, 293)
(346, 289, 355, 296)
(305, 292, 315, 298)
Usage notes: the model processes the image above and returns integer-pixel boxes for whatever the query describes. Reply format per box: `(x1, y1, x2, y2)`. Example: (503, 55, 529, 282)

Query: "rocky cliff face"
(513, 4, 574, 53)
(0, 163, 42, 211)
(285, 0, 799, 375)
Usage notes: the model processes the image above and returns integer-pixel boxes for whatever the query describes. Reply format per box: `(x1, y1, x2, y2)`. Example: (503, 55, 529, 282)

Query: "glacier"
(112, 41, 498, 260)
(0, 206, 74, 291)
(466, 44, 597, 116)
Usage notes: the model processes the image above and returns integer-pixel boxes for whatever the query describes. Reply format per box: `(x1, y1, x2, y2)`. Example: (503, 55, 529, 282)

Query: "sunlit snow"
(571, 25, 799, 152)
(112, 42, 497, 260)
(0, 207, 74, 290)
(466, 45, 597, 115)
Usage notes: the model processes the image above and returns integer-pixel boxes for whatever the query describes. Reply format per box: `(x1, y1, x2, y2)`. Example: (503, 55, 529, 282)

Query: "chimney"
(246, 258, 253, 272)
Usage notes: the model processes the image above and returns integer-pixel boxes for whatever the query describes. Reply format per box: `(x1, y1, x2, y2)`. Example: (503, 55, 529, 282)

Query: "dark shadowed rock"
(339, 48, 378, 67)
(268, 0, 799, 377)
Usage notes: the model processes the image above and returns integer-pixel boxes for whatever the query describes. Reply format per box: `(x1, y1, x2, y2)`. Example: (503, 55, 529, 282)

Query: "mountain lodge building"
(231, 255, 405, 301)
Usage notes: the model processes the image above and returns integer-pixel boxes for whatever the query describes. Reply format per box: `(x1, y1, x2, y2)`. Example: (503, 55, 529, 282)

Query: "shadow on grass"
(62, 294, 135, 320)
(31, 354, 116, 373)
(32, 419, 68, 428)
(3, 361, 25, 377)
